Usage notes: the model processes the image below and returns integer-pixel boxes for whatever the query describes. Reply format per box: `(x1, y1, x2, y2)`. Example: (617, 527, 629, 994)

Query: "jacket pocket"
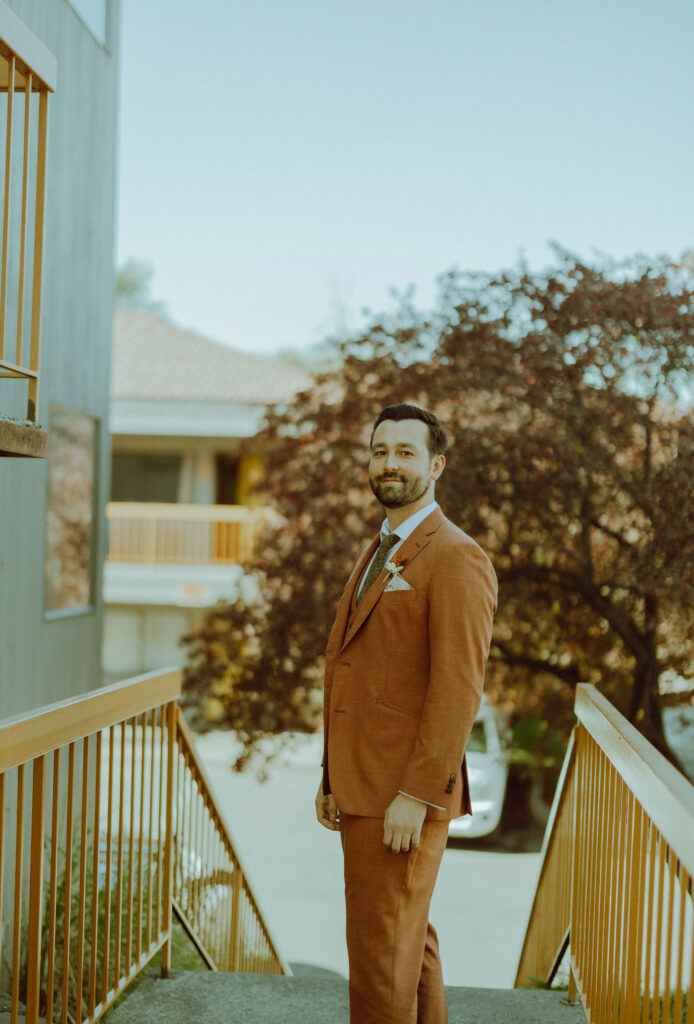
(375, 698, 421, 720)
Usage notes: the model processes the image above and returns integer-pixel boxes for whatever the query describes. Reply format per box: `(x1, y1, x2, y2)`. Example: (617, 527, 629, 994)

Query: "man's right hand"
(315, 781, 341, 831)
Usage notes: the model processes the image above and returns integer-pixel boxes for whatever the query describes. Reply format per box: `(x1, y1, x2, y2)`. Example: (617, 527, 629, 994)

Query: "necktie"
(357, 533, 400, 605)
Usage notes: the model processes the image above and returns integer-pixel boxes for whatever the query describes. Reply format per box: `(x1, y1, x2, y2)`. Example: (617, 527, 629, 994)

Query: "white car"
(448, 697, 508, 839)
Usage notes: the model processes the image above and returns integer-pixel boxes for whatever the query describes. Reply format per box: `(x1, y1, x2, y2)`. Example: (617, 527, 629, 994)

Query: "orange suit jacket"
(322, 507, 497, 821)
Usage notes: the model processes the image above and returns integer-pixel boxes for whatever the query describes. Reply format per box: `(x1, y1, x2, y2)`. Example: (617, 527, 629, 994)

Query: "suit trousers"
(340, 812, 449, 1024)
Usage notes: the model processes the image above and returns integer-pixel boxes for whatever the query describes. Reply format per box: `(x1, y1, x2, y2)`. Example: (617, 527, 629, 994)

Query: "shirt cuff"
(398, 789, 446, 811)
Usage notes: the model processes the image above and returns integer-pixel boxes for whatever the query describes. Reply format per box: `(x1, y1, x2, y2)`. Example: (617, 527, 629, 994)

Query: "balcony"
(104, 502, 274, 608)
(0, 7, 55, 449)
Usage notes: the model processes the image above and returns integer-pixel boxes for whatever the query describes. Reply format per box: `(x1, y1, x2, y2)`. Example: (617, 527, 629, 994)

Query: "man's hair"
(370, 404, 448, 457)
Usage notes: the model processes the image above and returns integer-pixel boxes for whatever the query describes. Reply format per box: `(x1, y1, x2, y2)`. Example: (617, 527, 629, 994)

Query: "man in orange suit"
(315, 403, 497, 1024)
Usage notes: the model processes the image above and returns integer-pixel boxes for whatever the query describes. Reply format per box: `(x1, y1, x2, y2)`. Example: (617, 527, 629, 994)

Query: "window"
(44, 405, 98, 615)
(0, 4, 55, 426)
(111, 452, 182, 503)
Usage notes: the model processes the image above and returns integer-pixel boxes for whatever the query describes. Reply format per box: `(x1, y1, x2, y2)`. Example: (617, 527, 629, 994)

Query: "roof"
(112, 310, 311, 404)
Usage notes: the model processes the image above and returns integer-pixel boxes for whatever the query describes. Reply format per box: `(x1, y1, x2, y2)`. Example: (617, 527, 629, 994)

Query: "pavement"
(108, 970, 585, 1024)
(193, 731, 546, 989)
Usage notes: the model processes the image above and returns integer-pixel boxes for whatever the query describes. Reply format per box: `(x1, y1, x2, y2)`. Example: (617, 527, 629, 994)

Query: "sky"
(116, 0, 694, 355)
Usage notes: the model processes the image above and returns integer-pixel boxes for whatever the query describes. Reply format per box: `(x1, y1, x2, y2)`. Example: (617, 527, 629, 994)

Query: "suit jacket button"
(446, 773, 456, 794)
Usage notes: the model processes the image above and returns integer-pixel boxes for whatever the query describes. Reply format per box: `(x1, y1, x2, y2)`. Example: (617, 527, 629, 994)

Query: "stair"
(107, 970, 585, 1023)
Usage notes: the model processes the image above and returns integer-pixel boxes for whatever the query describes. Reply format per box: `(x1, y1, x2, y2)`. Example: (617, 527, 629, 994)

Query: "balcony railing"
(516, 684, 694, 1023)
(106, 502, 273, 566)
(0, 5, 56, 425)
(0, 670, 289, 1024)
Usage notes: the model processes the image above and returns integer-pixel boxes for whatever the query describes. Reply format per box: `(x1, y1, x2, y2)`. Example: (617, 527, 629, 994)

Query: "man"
(315, 403, 498, 1024)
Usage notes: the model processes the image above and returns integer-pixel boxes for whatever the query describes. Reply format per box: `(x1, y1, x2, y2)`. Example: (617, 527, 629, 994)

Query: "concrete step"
(108, 969, 585, 1024)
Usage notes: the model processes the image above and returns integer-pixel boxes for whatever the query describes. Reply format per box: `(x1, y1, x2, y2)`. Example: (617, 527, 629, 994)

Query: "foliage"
(115, 257, 168, 316)
(509, 713, 566, 769)
(182, 250, 694, 768)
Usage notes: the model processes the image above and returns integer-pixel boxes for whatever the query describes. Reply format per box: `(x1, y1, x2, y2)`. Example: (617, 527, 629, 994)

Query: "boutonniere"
(384, 553, 414, 592)
(386, 554, 408, 578)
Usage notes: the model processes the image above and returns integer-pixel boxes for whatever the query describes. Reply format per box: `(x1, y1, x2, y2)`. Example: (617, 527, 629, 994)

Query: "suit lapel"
(339, 509, 444, 653)
(328, 536, 379, 654)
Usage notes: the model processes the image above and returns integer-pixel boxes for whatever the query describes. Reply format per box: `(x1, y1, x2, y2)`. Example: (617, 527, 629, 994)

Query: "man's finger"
(390, 829, 404, 854)
(318, 810, 339, 831)
(316, 800, 332, 828)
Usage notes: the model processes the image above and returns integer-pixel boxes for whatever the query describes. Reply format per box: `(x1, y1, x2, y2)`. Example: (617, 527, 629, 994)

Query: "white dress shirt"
(356, 501, 438, 600)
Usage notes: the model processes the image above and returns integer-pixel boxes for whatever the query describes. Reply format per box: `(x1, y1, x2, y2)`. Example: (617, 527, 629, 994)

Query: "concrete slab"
(108, 970, 585, 1024)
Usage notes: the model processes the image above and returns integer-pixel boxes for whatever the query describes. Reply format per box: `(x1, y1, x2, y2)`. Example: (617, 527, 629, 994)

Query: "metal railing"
(106, 502, 271, 566)
(0, 670, 288, 1024)
(0, 6, 56, 421)
(172, 708, 287, 973)
(516, 684, 694, 1024)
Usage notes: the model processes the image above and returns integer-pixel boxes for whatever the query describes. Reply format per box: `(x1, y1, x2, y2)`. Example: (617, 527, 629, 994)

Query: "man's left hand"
(383, 793, 427, 853)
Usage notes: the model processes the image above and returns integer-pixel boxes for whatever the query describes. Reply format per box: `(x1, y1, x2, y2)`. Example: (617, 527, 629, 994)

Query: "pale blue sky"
(117, 0, 694, 354)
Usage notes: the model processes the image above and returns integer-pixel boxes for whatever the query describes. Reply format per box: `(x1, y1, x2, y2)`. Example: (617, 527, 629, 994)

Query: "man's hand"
(315, 781, 341, 831)
(383, 793, 427, 853)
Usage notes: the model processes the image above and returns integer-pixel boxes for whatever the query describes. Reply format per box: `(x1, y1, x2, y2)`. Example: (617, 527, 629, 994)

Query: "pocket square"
(384, 574, 414, 592)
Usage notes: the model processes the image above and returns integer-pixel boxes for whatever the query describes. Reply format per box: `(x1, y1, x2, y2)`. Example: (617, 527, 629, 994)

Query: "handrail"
(107, 502, 265, 522)
(514, 729, 575, 987)
(0, 670, 289, 1024)
(574, 685, 694, 875)
(0, 7, 53, 423)
(516, 684, 694, 1024)
(172, 709, 289, 975)
(0, 669, 181, 772)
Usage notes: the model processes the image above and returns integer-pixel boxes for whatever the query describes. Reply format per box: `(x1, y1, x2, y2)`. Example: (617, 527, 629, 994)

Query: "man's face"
(368, 419, 441, 509)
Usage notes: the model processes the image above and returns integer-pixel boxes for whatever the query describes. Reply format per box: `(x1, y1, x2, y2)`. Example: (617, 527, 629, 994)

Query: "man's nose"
(384, 452, 400, 471)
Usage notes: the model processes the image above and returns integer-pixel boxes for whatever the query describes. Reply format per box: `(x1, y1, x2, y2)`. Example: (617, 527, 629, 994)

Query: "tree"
(182, 250, 694, 769)
(115, 257, 168, 315)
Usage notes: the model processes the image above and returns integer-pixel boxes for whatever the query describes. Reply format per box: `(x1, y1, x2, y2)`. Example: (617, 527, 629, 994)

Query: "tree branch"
(490, 639, 583, 687)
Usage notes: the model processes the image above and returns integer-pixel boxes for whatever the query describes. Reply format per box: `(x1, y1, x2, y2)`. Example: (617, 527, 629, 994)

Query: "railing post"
(568, 963, 578, 1003)
(25, 755, 46, 1024)
(161, 701, 176, 976)
(229, 863, 242, 972)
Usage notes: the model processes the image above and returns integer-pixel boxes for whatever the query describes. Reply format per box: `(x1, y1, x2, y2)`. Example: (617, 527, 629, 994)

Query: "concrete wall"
(0, 0, 120, 716)
(103, 604, 200, 683)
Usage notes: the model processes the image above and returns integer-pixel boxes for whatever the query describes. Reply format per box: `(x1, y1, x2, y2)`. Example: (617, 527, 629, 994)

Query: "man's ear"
(431, 454, 446, 481)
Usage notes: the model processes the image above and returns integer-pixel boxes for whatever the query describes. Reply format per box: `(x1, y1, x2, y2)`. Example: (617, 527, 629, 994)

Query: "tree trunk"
(629, 656, 685, 774)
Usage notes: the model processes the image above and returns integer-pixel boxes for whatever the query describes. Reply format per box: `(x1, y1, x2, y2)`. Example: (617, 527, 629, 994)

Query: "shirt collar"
(380, 501, 438, 543)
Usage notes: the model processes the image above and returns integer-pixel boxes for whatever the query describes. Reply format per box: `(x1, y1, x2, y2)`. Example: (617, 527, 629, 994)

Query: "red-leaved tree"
(182, 250, 694, 769)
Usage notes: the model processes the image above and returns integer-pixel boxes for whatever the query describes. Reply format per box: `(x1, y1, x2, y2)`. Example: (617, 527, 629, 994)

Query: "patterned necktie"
(357, 533, 400, 605)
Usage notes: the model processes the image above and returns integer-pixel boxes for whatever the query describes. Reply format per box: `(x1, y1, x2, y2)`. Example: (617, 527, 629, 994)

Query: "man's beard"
(369, 473, 429, 509)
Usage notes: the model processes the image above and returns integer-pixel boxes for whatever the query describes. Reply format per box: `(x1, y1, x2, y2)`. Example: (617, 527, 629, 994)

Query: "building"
(103, 309, 310, 681)
(0, 0, 119, 718)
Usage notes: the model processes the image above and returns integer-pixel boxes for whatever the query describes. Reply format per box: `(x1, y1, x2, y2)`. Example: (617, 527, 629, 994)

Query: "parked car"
(448, 697, 508, 839)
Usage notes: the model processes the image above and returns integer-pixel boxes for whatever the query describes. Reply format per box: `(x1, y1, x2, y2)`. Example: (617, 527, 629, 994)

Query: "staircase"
(108, 970, 585, 1024)
(4, 679, 692, 1024)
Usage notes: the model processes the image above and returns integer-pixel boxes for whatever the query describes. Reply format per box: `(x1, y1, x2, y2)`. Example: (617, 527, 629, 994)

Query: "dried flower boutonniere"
(385, 553, 408, 578)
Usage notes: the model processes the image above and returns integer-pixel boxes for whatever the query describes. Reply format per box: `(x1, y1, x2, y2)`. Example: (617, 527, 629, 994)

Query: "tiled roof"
(112, 310, 310, 404)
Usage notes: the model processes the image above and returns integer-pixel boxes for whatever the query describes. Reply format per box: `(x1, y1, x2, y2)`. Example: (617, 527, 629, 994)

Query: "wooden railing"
(0, 670, 288, 1024)
(0, 5, 55, 421)
(106, 502, 272, 566)
(516, 684, 694, 1024)
(515, 728, 576, 988)
(172, 708, 287, 973)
